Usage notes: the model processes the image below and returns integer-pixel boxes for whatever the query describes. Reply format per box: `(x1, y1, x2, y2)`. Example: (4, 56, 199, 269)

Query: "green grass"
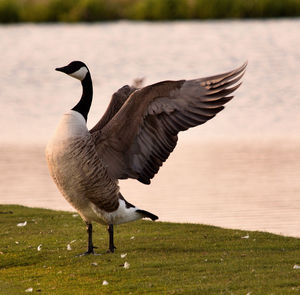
(0, 0, 299, 23)
(0, 205, 299, 294)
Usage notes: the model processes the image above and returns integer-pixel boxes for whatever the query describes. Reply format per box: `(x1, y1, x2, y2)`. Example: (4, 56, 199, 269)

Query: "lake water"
(0, 19, 299, 237)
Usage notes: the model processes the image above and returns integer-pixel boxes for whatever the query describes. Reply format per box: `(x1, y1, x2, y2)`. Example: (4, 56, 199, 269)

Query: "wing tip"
(238, 61, 248, 75)
(231, 61, 248, 78)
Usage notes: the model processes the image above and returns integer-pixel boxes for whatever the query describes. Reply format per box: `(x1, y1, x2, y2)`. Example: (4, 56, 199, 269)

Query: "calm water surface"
(0, 20, 299, 237)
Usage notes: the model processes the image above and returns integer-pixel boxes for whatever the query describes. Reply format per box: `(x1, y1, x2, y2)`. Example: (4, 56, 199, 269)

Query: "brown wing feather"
(92, 62, 247, 184)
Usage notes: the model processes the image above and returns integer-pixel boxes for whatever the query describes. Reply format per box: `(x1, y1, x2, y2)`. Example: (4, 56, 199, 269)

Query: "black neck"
(71, 72, 93, 121)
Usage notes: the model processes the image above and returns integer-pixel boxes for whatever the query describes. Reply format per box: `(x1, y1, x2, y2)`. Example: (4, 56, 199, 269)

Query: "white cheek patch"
(70, 67, 88, 81)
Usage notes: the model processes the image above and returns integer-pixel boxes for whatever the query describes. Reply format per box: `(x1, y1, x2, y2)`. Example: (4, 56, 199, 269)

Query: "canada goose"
(46, 60, 247, 255)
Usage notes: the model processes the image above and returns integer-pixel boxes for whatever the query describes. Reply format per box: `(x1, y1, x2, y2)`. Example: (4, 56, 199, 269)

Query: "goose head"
(56, 61, 93, 121)
(56, 61, 89, 81)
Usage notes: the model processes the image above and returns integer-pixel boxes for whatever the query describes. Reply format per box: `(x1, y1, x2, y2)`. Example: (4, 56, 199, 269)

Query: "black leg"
(86, 223, 94, 254)
(77, 222, 97, 256)
(107, 224, 116, 253)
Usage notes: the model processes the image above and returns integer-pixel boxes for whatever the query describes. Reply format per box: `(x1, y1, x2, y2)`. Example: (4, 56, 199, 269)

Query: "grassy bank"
(0, 0, 299, 23)
(0, 205, 300, 294)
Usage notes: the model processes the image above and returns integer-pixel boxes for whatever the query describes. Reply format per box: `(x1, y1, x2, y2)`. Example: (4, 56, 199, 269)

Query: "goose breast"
(46, 111, 120, 223)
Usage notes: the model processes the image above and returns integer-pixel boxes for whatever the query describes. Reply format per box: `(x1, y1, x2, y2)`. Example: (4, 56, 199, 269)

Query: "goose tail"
(113, 194, 158, 224)
(136, 209, 158, 221)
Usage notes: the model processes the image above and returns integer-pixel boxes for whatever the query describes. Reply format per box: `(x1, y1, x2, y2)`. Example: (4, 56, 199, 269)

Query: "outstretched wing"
(92, 62, 247, 184)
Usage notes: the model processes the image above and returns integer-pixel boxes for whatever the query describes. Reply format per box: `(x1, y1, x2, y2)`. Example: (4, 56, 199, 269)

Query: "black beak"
(55, 66, 69, 73)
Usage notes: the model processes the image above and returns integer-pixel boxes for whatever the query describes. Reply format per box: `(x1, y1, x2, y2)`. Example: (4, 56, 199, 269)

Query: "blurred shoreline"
(0, 0, 299, 23)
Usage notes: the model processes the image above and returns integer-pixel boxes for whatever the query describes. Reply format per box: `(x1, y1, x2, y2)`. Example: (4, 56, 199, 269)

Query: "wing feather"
(92, 62, 247, 184)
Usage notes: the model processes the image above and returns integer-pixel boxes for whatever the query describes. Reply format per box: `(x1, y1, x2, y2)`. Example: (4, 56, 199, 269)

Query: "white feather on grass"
(66, 240, 76, 251)
(37, 244, 42, 251)
(102, 280, 109, 285)
(17, 221, 27, 227)
(123, 262, 130, 269)
(121, 253, 127, 258)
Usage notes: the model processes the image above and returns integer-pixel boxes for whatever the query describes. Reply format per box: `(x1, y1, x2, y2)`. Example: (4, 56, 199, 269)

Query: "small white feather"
(37, 244, 42, 251)
(123, 261, 130, 269)
(102, 280, 109, 286)
(121, 253, 127, 258)
(17, 221, 27, 227)
(293, 264, 300, 269)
